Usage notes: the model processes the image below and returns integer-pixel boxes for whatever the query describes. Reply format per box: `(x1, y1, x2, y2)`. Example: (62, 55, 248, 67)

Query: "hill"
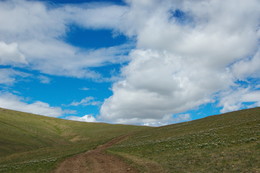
(0, 108, 149, 173)
(0, 107, 259, 172)
(109, 107, 260, 172)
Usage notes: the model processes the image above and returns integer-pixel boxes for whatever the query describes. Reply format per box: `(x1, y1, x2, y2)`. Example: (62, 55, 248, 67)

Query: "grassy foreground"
(0, 108, 149, 173)
(0, 107, 259, 172)
(109, 107, 260, 172)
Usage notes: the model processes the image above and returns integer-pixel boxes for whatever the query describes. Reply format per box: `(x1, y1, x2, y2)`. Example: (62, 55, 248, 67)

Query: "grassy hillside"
(0, 108, 149, 173)
(1, 107, 259, 173)
(109, 107, 260, 172)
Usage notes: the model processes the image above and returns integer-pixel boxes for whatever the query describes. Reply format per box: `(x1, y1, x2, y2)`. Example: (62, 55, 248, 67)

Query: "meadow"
(109, 107, 260, 172)
(0, 108, 148, 173)
(0, 107, 259, 172)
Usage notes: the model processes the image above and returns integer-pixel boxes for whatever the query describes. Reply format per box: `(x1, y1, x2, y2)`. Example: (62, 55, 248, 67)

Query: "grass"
(1, 107, 259, 172)
(109, 107, 260, 173)
(0, 108, 149, 173)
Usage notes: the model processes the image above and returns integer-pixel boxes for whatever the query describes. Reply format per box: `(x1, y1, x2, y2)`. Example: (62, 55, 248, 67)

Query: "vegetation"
(1, 107, 259, 172)
(0, 108, 149, 173)
(109, 107, 260, 172)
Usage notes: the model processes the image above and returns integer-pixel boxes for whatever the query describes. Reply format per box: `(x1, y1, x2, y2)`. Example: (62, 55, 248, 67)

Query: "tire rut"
(53, 135, 138, 173)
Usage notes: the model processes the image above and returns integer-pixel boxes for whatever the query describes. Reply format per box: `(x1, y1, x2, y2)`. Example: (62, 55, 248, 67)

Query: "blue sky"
(0, 0, 259, 126)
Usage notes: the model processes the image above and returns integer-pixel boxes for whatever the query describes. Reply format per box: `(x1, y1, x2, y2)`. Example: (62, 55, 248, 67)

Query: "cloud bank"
(66, 114, 96, 122)
(100, 0, 260, 125)
(0, 92, 63, 117)
(0, 0, 128, 118)
(0, 0, 259, 125)
(0, 0, 129, 79)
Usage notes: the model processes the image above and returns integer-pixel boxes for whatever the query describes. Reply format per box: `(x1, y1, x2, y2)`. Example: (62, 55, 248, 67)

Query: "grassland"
(1, 107, 259, 173)
(109, 107, 260, 172)
(0, 108, 149, 173)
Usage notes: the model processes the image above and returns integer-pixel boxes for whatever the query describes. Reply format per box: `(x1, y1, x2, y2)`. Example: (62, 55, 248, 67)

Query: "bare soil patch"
(53, 135, 138, 173)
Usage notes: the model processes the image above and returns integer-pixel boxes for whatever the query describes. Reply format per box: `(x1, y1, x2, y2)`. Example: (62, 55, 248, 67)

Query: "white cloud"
(63, 109, 77, 115)
(38, 75, 51, 84)
(0, 42, 27, 66)
(70, 96, 101, 106)
(19, 40, 130, 79)
(115, 113, 191, 127)
(0, 68, 30, 85)
(0, 68, 53, 86)
(64, 3, 129, 29)
(101, 49, 219, 123)
(0, 92, 63, 117)
(1, 0, 259, 125)
(100, 0, 260, 125)
(0, 0, 129, 79)
(231, 49, 260, 80)
(66, 114, 96, 122)
(219, 88, 260, 113)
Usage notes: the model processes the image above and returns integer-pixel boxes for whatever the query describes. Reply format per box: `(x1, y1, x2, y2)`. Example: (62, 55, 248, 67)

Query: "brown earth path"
(53, 135, 138, 173)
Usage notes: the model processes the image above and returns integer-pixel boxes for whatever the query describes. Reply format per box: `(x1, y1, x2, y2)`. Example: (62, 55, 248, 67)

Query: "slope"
(109, 107, 260, 172)
(0, 108, 149, 173)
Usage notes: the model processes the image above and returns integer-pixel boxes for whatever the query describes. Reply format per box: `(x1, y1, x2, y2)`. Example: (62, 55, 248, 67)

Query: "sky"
(0, 0, 259, 126)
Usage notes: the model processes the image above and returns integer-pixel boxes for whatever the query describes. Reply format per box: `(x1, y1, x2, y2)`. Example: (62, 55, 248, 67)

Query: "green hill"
(0, 108, 148, 173)
(109, 107, 260, 172)
(1, 107, 259, 173)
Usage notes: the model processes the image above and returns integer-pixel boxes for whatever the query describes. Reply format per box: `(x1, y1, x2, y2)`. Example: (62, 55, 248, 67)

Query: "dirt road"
(53, 135, 138, 173)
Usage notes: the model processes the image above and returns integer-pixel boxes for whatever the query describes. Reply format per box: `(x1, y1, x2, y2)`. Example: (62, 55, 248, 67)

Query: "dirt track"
(53, 135, 138, 173)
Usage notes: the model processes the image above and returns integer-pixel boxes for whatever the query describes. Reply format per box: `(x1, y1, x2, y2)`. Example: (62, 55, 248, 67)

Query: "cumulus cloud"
(1, 0, 259, 125)
(0, 0, 129, 79)
(231, 50, 260, 80)
(100, 0, 260, 125)
(66, 114, 96, 122)
(0, 92, 63, 117)
(219, 88, 260, 113)
(115, 113, 191, 126)
(0, 42, 27, 66)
